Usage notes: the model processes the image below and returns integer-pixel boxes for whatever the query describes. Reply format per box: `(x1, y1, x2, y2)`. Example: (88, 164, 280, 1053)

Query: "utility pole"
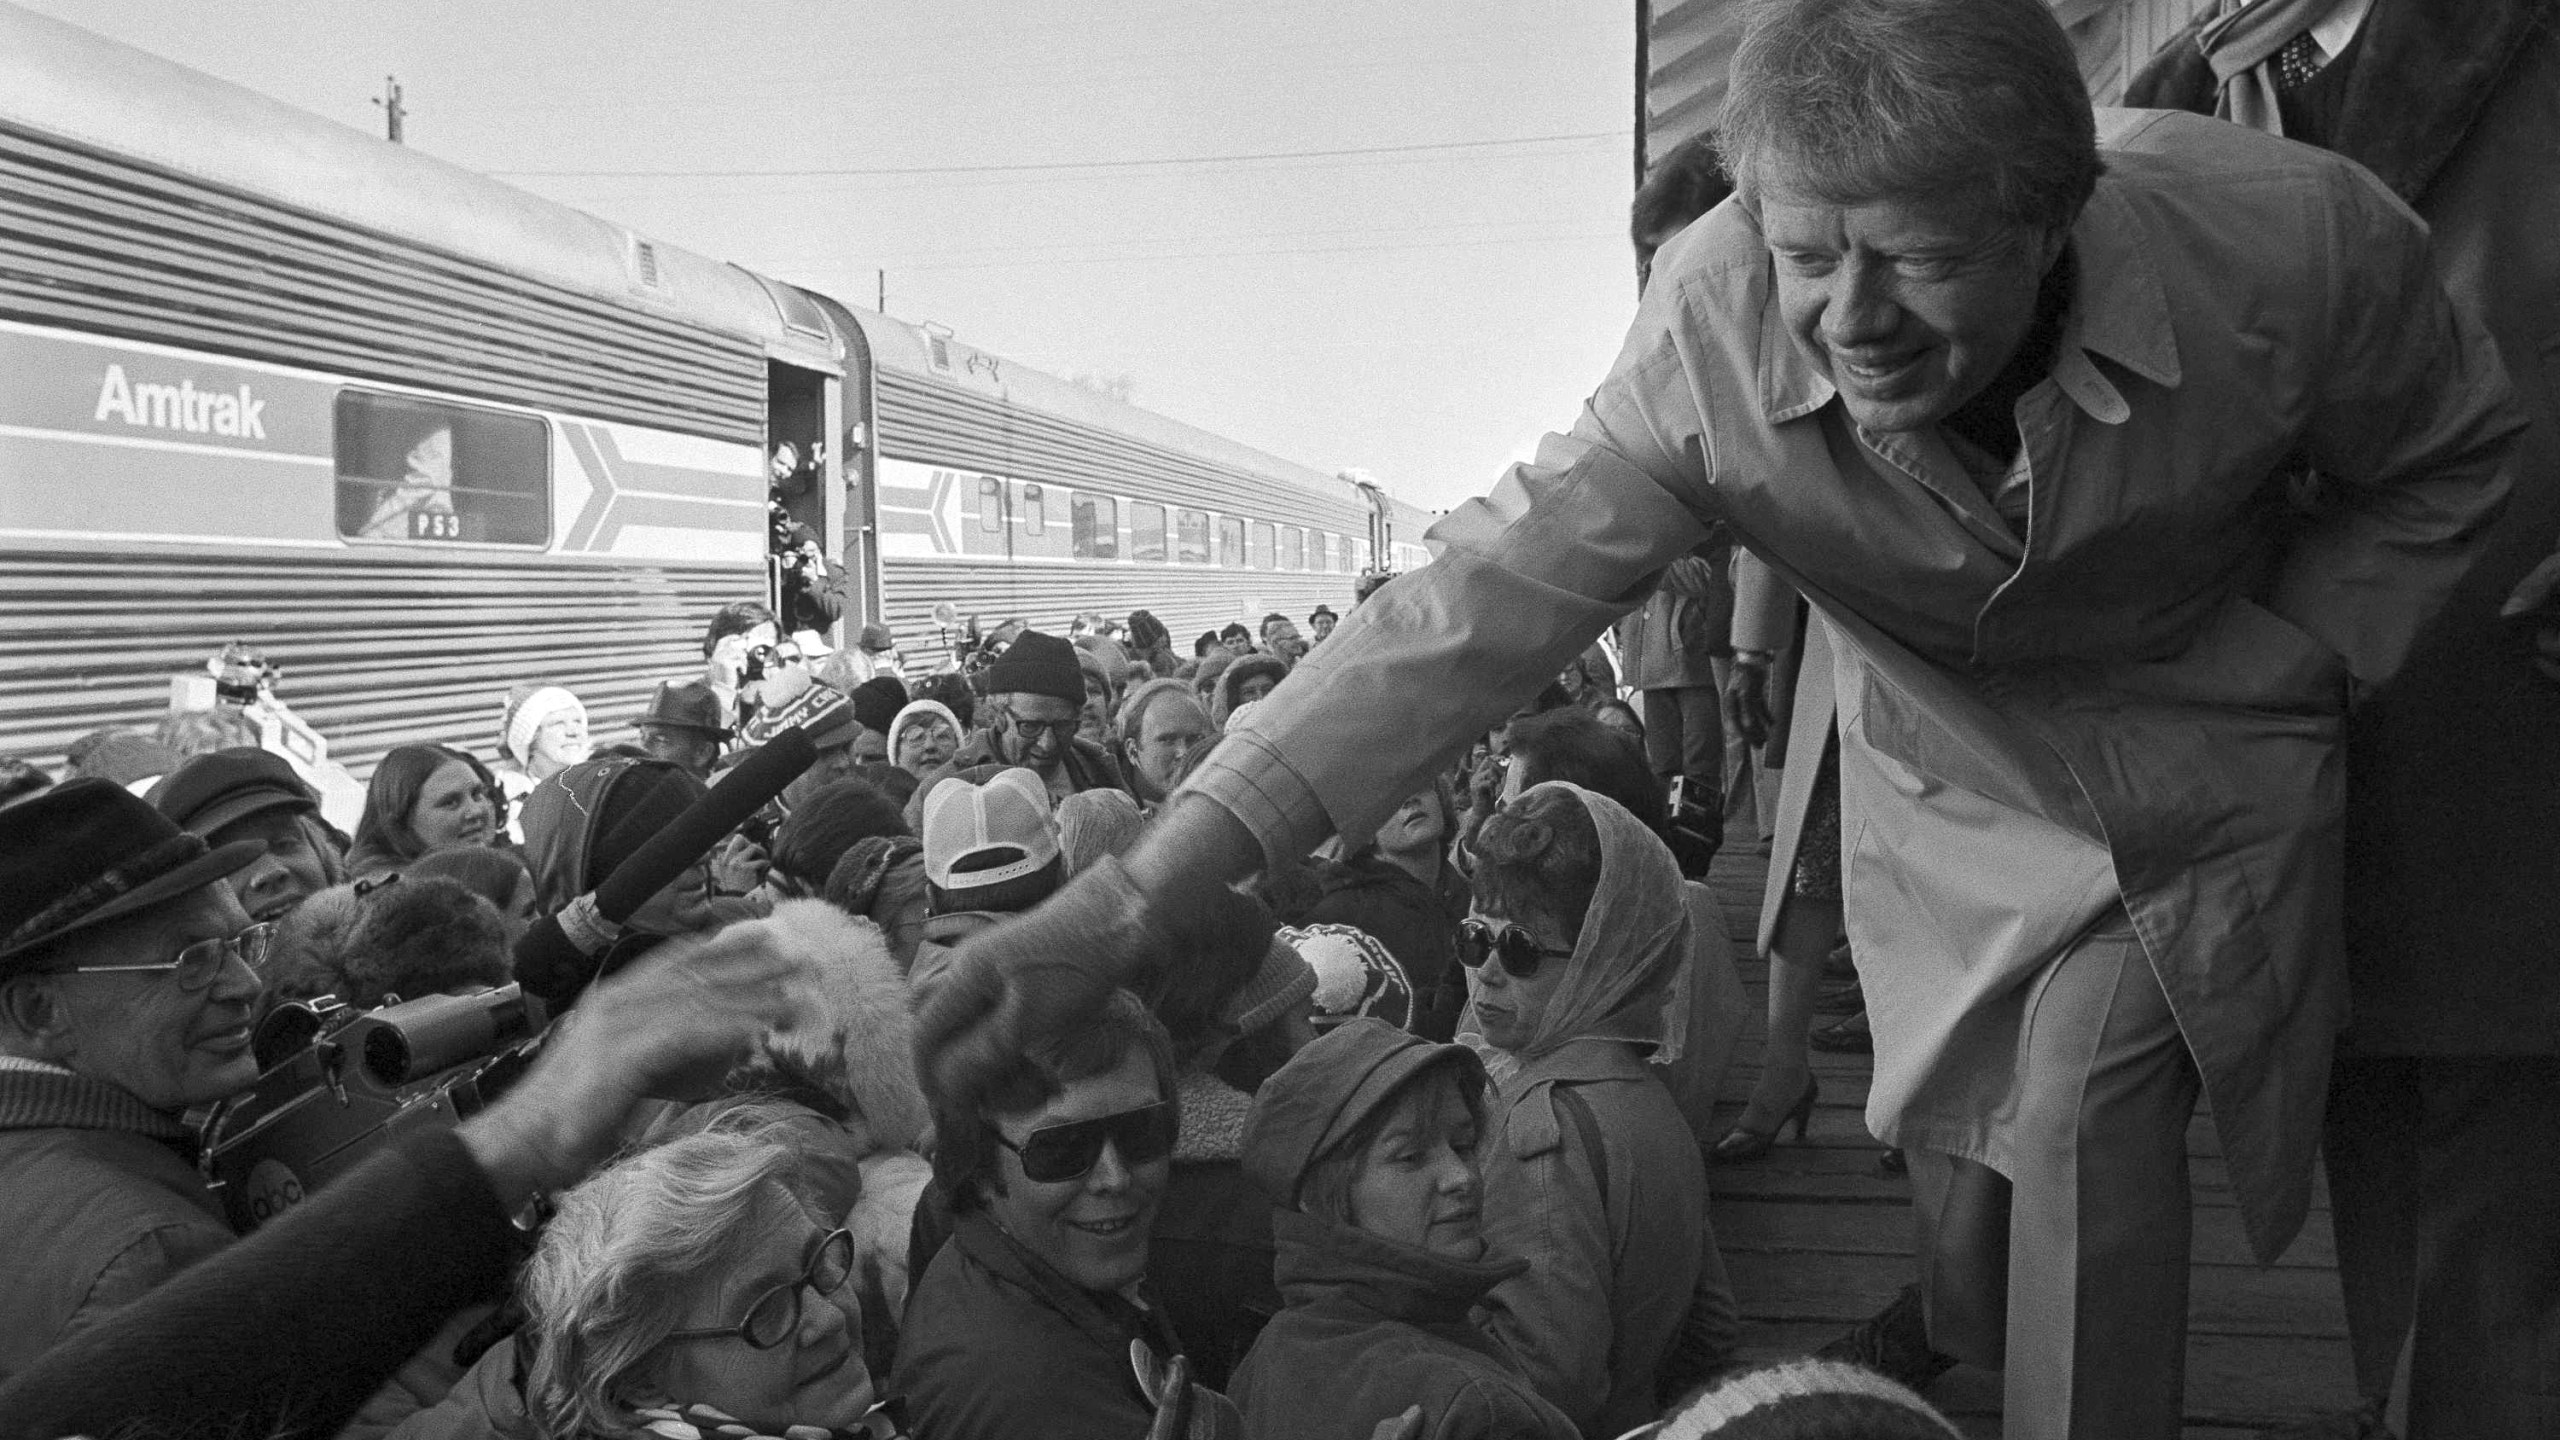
(374, 75, 405, 143)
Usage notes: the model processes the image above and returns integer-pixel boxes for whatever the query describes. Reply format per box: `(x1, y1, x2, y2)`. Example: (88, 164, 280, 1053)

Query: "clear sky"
(23, 0, 1646, 515)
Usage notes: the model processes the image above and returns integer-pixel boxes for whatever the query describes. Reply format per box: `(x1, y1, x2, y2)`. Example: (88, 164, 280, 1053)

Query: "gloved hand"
(1723, 656, 1775, 749)
(910, 855, 1165, 1113)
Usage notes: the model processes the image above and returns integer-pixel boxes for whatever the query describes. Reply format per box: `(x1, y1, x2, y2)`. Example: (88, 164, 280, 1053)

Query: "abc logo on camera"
(243, 1158, 308, 1225)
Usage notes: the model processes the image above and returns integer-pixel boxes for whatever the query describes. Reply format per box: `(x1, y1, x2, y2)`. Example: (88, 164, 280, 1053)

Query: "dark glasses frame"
(663, 1227, 854, 1350)
(1456, 918, 1572, 981)
(998, 1099, 1179, 1184)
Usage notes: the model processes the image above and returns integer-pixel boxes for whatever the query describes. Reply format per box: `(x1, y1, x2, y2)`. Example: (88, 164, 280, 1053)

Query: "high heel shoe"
(1708, 1075, 1818, 1165)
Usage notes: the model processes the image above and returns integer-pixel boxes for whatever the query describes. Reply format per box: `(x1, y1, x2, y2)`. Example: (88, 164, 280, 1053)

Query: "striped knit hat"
(1640, 1359, 1962, 1439)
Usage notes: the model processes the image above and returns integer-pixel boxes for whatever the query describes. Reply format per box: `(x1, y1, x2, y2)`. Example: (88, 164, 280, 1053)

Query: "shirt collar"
(1751, 171, 2183, 424)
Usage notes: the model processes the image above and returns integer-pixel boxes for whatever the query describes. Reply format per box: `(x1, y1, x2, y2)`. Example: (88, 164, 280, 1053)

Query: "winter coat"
(892, 1211, 1237, 1440)
(1229, 1209, 1578, 1440)
(1613, 547, 1729, 691)
(1150, 1073, 1276, 1392)
(1477, 1039, 1705, 1438)
(2129, 0, 2560, 1058)
(1303, 853, 1470, 1042)
(931, 729, 1129, 808)
(1191, 110, 2522, 1263)
(0, 1067, 233, 1383)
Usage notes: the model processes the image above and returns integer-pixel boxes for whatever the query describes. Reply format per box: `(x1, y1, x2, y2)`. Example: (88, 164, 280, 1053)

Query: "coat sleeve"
(1477, 1089, 1619, 1433)
(1430, 1378, 1581, 1440)
(2267, 160, 2525, 686)
(0, 1129, 516, 1440)
(1181, 285, 1727, 866)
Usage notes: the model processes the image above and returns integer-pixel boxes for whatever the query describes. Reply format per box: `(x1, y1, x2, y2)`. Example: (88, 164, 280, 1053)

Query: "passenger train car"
(0, 2, 1430, 773)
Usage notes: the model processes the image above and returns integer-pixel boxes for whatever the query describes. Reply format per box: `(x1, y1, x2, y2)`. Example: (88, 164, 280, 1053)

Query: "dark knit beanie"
(980, 630, 1086, 708)
(774, 778, 911, 889)
(849, 676, 911, 737)
(590, 762, 708, 883)
(339, 877, 512, 1010)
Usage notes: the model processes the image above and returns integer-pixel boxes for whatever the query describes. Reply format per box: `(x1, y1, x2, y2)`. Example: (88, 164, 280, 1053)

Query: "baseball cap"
(921, 767, 1060, 890)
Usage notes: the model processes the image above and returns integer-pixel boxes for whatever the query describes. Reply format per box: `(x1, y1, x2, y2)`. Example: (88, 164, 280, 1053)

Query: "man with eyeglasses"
(938, 630, 1130, 803)
(0, 778, 272, 1382)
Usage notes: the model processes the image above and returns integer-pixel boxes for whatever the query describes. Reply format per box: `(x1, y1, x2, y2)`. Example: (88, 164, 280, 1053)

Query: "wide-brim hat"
(148, 747, 318, 839)
(637, 679, 731, 738)
(1, 778, 265, 966)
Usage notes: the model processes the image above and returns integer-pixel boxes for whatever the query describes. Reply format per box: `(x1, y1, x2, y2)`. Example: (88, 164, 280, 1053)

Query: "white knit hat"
(500, 684, 584, 766)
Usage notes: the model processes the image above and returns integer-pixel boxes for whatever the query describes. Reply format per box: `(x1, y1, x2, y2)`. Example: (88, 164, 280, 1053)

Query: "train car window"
(1178, 509, 1211, 565)
(1072, 493, 1120, 559)
(1309, 531, 1328, 571)
(1217, 516, 1245, 568)
(1337, 534, 1356, 573)
(1021, 483, 1047, 537)
(1249, 521, 1276, 571)
(335, 391, 547, 546)
(1280, 526, 1305, 571)
(978, 477, 1005, 533)
(1131, 502, 1168, 562)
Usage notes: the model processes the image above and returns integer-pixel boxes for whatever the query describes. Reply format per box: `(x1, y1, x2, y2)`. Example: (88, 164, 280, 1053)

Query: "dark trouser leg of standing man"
(2324, 1054, 2560, 1439)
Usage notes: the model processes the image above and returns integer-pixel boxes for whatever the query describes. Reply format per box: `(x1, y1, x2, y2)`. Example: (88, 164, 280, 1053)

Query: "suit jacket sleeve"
(2267, 160, 2523, 685)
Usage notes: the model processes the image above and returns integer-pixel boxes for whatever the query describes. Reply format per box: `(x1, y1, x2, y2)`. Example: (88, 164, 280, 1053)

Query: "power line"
(489, 129, 1628, 180)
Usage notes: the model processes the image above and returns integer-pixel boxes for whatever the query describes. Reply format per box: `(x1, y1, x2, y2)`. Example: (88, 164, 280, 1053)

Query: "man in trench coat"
(925, 1, 2524, 1436)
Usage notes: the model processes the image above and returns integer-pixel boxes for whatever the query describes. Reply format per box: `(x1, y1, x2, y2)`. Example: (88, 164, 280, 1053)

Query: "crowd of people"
(2, 1, 2555, 1438)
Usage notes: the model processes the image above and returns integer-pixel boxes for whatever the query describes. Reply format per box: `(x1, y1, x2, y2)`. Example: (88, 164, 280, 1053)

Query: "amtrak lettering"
(93, 363, 269, 439)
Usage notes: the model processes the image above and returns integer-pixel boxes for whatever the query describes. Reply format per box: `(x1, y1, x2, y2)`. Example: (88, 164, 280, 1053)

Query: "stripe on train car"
(0, 545, 758, 775)
(0, 319, 758, 563)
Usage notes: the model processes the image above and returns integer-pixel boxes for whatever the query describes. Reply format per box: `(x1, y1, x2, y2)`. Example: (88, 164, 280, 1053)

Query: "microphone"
(511, 728, 818, 1010)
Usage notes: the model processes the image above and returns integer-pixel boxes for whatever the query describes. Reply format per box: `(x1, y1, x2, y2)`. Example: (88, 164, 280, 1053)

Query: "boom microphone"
(511, 727, 819, 1009)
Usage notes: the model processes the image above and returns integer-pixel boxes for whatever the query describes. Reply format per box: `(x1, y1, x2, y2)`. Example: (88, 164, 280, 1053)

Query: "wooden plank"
(1711, 1195, 2335, 1270)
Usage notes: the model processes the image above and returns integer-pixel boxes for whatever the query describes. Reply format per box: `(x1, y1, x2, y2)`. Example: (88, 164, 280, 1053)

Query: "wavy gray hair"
(1717, 0, 2100, 234)
(520, 1107, 810, 1438)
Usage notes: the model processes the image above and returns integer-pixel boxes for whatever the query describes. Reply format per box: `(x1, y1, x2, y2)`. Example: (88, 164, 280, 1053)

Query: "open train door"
(747, 274, 865, 647)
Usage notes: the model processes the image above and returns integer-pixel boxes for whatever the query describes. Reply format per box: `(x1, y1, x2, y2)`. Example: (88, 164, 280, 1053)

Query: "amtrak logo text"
(93, 363, 269, 439)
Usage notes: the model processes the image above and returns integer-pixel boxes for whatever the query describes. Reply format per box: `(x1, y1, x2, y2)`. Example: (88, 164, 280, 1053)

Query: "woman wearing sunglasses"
(894, 988, 1237, 1439)
(1461, 782, 1706, 1438)
(517, 1108, 892, 1438)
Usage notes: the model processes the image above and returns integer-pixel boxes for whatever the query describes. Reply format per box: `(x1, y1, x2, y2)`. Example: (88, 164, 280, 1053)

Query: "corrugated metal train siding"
(880, 558, 1359, 674)
(876, 373, 1368, 533)
(0, 548, 752, 775)
(0, 122, 763, 444)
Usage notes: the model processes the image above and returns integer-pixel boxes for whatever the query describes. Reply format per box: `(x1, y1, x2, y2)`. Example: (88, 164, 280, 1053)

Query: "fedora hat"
(0, 778, 265, 967)
(636, 680, 731, 739)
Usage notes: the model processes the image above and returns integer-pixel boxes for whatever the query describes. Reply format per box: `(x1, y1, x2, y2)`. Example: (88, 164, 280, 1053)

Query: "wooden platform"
(1696, 825, 2358, 1436)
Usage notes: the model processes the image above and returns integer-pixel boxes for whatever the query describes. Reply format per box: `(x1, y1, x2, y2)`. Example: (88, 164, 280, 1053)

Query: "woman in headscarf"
(347, 744, 501, 878)
(1463, 782, 1707, 1437)
(1228, 1021, 1578, 1440)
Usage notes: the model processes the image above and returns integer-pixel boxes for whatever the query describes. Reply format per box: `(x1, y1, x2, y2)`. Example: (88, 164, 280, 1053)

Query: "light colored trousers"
(1909, 911, 2201, 1440)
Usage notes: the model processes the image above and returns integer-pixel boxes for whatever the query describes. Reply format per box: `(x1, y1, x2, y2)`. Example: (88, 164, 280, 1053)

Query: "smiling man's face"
(30, 885, 263, 1111)
(1761, 184, 2062, 434)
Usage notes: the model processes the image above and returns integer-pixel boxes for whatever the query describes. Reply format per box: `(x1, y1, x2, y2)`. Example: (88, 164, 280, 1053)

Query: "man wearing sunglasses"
(0, 779, 272, 1382)
(897, 991, 1231, 1439)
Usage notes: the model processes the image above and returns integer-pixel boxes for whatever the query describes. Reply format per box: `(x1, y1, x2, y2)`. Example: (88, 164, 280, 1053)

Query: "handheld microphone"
(511, 728, 818, 1009)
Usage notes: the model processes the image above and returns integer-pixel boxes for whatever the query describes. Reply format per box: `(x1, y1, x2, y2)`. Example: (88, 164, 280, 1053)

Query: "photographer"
(0, 903, 819, 1440)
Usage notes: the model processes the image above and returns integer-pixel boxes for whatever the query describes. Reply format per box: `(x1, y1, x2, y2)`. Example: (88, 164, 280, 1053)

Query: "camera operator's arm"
(0, 930, 811, 1440)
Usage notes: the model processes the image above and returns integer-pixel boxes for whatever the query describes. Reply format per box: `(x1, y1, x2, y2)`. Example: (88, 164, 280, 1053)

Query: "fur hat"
(338, 876, 512, 1009)
(723, 899, 930, 1152)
